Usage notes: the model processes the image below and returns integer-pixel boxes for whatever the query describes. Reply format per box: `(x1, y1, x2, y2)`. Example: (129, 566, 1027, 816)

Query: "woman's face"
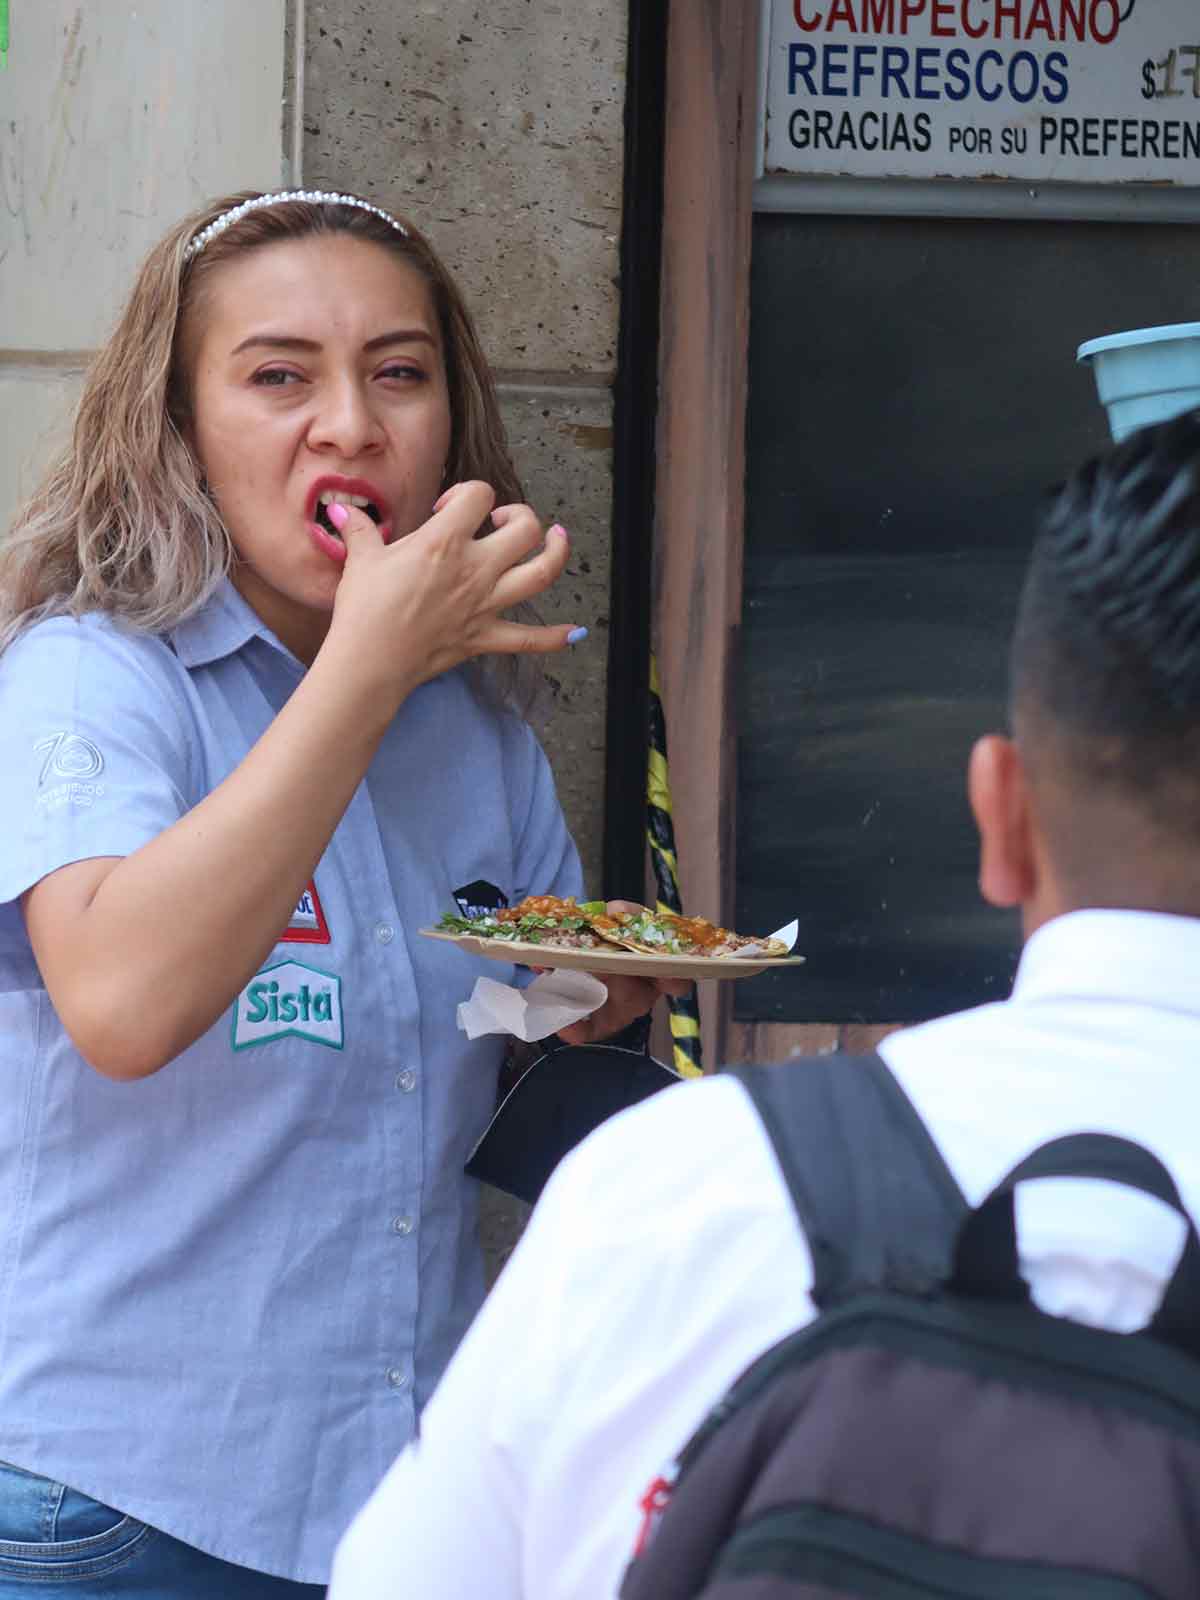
(187, 234, 453, 664)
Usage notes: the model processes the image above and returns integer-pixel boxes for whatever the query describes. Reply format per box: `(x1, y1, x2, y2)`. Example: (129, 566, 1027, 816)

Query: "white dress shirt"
(328, 909, 1200, 1600)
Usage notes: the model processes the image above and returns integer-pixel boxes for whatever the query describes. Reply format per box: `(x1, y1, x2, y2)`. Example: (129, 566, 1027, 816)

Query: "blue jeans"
(0, 1463, 325, 1597)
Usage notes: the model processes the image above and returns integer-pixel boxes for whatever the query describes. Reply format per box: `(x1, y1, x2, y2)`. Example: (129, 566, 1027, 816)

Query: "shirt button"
(391, 1215, 414, 1236)
(386, 1367, 408, 1391)
(375, 923, 395, 944)
(395, 1069, 417, 1093)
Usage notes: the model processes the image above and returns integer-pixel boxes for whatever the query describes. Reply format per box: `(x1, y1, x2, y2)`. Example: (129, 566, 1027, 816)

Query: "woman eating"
(0, 189, 670, 1596)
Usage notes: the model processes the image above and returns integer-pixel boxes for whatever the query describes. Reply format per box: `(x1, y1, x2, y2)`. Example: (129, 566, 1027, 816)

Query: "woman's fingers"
(331, 482, 586, 667)
(556, 973, 658, 1046)
(478, 617, 588, 656)
(462, 498, 580, 632)
(487, 524, 572, 612)
(411, 490, 551, 583)
(430, 479, 497, 532)
(476, 501, 551, 573)
(408, 488, 560, 591)
(326, 498, 383, 555)
(331, 488, 494, 561)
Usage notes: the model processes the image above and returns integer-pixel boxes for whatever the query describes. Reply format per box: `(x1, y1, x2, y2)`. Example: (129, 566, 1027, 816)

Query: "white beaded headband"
(183, 190, 408, 264)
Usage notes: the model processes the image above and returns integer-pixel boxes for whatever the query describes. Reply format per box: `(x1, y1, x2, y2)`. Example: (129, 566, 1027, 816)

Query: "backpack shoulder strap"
(727, 1054, 968, 1310)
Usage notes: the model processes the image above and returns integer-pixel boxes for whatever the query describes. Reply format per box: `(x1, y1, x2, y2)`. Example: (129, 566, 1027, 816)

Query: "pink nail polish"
(550, 524, 569, 540)
(326, 502, 349, 531)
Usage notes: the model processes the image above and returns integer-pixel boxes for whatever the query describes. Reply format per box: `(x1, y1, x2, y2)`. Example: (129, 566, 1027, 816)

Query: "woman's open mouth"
(306, 478, 394, 557)
(314, 490, 383, 540)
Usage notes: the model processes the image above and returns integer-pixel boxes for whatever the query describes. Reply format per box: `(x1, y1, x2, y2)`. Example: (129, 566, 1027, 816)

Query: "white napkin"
(733, 919, 799, 958)
(456, 969, 609, 1041)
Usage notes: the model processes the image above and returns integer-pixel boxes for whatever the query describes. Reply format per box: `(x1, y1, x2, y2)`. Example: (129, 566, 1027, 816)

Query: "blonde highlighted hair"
(1, 190, 536, 705)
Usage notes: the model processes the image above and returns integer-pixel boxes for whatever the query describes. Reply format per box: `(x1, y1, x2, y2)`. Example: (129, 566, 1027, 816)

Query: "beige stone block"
(500, 382, 613, 896)
(1, 0, 286, 352)
(302, 0, 625, 374)
(0, 367, 86, 534)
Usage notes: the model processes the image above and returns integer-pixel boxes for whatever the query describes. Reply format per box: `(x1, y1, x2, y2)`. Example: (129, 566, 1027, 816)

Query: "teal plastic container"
(1077, 323, 1200, 443)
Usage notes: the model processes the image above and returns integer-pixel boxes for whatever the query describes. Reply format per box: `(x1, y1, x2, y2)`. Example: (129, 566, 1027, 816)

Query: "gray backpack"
(620, 1053, 1200, 1599)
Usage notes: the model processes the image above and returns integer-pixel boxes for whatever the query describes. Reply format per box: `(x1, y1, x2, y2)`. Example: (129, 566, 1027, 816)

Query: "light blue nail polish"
(567, 626, 589, 645)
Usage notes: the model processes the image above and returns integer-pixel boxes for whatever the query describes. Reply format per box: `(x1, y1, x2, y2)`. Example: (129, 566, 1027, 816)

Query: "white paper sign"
(763, 0, 1200, 185)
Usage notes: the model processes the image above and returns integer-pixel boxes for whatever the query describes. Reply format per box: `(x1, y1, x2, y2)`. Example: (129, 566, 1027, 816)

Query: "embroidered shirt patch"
(34, 732, 107, 814)
(35, 731, 105, 785)
(280, 880, 331, 944)
(453, 879, 509, 919)
(232, 960, 344, 1052)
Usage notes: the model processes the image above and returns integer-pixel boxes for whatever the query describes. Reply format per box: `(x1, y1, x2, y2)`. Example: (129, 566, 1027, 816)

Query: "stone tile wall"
(0, 1, 287, 533)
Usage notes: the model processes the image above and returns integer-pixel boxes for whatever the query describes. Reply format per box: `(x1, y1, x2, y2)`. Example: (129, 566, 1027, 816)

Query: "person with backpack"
(329, 411, 1200, 1599)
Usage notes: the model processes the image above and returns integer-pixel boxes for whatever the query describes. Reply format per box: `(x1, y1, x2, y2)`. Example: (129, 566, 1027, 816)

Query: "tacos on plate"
(437, 896, 617, 950)
(600, 904, 791, 959)
(438, 897, 791, 960)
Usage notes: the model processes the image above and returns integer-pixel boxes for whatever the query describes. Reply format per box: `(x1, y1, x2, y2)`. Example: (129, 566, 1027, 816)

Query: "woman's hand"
(323, 481, 580, 706)
(551, 901, 691, 1047)
(554, 970, 691, 1047)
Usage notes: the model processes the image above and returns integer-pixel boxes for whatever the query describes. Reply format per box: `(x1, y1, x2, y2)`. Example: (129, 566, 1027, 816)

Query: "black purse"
(465, 1018, 681, 1206)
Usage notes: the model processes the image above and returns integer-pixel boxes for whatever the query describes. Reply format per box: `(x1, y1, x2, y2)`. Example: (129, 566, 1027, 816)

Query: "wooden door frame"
(653, 1, 895, 1067)
(652, 0, 757, 1068)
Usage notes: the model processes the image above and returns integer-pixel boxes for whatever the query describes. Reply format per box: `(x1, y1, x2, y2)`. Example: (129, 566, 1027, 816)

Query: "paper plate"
(419, 927, 806, 980)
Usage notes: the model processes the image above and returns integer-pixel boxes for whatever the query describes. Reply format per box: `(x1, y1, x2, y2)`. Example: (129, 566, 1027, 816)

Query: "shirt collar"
(169, 579, 300, 671)
(1013, 908, 1200, 1015)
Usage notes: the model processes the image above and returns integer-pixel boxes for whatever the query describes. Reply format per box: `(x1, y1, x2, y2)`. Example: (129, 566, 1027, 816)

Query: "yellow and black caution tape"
(647, 654, 703, 1078)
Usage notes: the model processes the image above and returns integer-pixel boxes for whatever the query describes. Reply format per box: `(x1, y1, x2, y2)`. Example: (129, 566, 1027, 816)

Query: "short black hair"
(1013, 410, 1200, 797)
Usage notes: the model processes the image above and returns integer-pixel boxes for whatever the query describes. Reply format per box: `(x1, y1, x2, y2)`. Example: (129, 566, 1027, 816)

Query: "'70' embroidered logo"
(35, 732, 105, 786)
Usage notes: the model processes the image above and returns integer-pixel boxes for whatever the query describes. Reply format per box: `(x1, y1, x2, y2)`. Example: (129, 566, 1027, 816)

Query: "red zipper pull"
(632, 1474, 674, 1557)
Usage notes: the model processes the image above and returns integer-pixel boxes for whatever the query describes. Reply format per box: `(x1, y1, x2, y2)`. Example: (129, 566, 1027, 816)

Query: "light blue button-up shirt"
(0, 581, 582, 1582)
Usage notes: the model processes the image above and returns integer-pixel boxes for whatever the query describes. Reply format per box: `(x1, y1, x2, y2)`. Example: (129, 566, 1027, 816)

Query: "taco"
(601, 905, 791, 959)
(438, 897, 791, 960)
(437, 895, 618, 951)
